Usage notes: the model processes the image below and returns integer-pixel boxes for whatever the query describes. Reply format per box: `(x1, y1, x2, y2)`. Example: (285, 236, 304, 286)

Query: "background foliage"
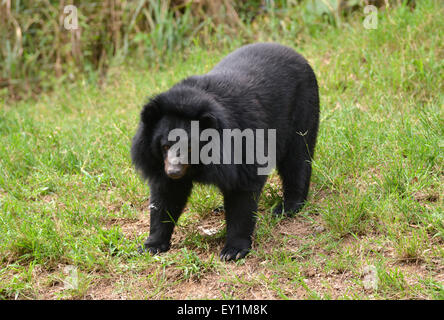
(0, 0, 414, 100)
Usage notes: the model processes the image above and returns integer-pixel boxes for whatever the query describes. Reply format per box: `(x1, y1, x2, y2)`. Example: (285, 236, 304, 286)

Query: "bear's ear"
(200, 112, 219, 129)
(140, 99, 161, 127)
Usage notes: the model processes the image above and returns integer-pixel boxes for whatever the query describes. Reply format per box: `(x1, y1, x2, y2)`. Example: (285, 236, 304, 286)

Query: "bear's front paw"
(220, 244, 250, 261)
(273, 201, 304, 217)
(138, 241, 170, 255)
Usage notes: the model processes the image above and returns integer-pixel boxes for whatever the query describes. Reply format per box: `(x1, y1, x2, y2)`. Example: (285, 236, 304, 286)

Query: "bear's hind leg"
(273, 137, 313, 216)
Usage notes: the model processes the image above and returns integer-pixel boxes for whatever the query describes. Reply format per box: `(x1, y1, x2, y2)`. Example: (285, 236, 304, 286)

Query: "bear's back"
(209, 43, 308, 80)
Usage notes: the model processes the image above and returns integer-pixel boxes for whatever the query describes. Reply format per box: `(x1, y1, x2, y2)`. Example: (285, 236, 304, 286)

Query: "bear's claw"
(220, 245, 250, 261)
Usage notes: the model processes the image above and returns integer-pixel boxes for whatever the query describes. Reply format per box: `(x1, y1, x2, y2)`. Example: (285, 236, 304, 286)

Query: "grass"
(0, 0, 443, 299)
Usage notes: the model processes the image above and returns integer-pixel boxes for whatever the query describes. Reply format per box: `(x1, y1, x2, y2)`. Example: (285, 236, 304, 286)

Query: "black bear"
(131, 43, 319, 261)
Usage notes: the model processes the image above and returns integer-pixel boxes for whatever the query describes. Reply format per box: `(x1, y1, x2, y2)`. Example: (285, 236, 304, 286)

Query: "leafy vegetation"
(1, 0, 414, 99)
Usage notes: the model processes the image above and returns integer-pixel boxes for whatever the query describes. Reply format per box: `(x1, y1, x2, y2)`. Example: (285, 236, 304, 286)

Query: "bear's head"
(131, 85, 224, 180)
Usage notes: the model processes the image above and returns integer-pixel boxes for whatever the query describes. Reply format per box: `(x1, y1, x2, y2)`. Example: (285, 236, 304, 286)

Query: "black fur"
(131, 43, 320, 261)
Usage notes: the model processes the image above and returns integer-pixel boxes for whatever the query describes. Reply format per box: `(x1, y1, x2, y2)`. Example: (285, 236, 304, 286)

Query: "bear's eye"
(162, 145, 170, 152)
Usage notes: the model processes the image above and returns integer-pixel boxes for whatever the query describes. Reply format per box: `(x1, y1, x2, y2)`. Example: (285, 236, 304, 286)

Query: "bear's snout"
(164, 149, 189, 179)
